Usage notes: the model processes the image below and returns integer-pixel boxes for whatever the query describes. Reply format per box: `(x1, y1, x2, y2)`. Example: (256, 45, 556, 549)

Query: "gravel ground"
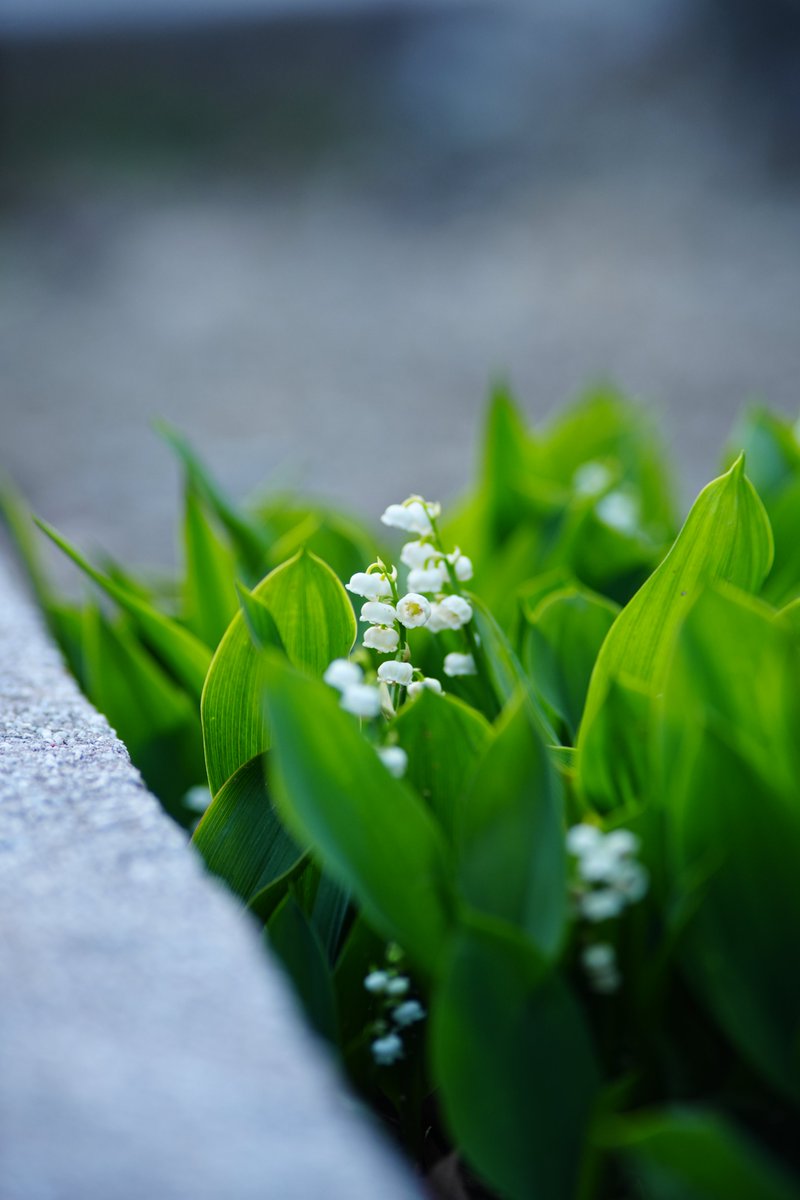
(0, 553, 419, 1200)
(2, 1, 800, 579)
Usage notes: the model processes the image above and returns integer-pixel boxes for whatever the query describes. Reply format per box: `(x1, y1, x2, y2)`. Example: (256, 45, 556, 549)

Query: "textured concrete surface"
(2, 1, 800, 575)
(0, 553, 419, 1200)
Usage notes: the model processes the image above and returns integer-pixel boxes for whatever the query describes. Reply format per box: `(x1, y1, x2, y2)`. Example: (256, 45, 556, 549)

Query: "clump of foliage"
(4, 388, 800, 1200)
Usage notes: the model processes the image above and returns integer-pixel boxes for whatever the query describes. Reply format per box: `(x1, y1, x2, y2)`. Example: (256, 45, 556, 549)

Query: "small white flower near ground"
(396, 593, 431, 628)
(340, 684, 382, 718)
(580, 888, 626, 923)
(378, 746, 408, 778)
(573, 461, 613, 497)
(377, 661, 414, 687)
(371, 1032, 404, 1065)
(443, 652, 477, 677)
(581, 942, 621, 993)
(385, 975, 410, 997)
(392, 1000, 426, 1027)
(566, 823, 602, 856)
(363, 626, 400, 654)
(363, 970, 390, 994)
(595, 490, 639, 534)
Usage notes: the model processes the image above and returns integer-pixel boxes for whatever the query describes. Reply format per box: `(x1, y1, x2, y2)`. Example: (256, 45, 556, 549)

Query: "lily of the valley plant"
(4, 386, 800, 1200)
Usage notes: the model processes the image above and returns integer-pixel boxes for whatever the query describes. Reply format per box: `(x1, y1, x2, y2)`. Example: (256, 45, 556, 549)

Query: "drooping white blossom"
(451, 553, 473, 582)
(347, 571, 393, 600)
(595, 490, 639, 534)
(385, 975, 410, 997)
(443, 652, 477, 677)
(573, 461, 613, 497)
(377, 661, 414, 687)
(392, 1000, 426, 1027)
(580, 942, 620, 993)
(580, 888, 625, 923)
(565, 823, 602, 857)
(400, 540, 437, 569)
(360, 600, 397, 626)
(396, 593, 431, 629)
(407, 564, 448, 593)
(381, 499, 439, 536)
(371, 1032, 404, 1066)
(340, 683, 382, 718)
(567, 822, 648, 927)
(363, 626, 400, 654)
(323, 658, 363, 691)
(428, 594, 472, 631)
(363, 970, 390, 994)
(407, 677, 444, 699)
(378, 746, 408, 778)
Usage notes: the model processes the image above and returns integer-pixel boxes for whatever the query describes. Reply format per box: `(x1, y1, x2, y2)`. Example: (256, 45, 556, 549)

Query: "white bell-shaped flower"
(360, 600, 397, 626)
(347, 571, 393, 600)
(392, 1000, 426, 1027)
(443, 652, 477, 677)
(400, 540, 438, 569)
(378, 746, 408, 778)
(431, 595, 472, 630)
(407, 565, 448, 593)
(363, 626, 400, 654)
(323, 658, 363, 691)
(340, 683, 382, 718)
(371, 1032, 404, 1065)
(407, 677, 443, 699)
(377, 660, 414, 686)
(396, 593, 431, 629)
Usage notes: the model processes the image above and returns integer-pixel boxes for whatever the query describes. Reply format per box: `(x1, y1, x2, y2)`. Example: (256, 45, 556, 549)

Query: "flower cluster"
(567, 824, 648, 922)
(364, 950, 426, 1066)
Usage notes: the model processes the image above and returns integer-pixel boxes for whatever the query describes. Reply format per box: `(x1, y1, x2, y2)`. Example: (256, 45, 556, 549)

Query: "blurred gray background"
(2, 0, 800, 571)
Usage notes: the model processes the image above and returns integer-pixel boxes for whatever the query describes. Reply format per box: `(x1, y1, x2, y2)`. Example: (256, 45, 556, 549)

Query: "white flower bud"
(371, 1032, 404, 1065)
(377, 661, 414, 687)
(363, 626, 400, 654)
(452, 554, 473, 582)
(407, 677, 443, 699)
(595, 490, 638, 534)
(347, 571, 393, 600)
(364, 970, 390, 993)
(573, 461, 613, 497)
(443, 652, 477, 678)
(604, 829, 640, 858)
(378, 746, 408, 778)
(581, 943, 616, 973)
(407, 565, 448, 593)
(385, 975, 410, 997)
(396, 592, 431, 629)
(578, 845, 620, 884)
(392, 1000, 426, 1027)
(340, 683, 382, 718)
(323, 658, 363, 691)
(613, 859, 649, 903)
(360, 600, 397, 625)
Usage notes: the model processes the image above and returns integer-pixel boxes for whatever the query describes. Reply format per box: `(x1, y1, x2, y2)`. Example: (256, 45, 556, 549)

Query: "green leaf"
(193, 754, 303, 905)
(35, 518, 211, 700)
(432, 922, 599, 1200)
(604, 1107, 799, 1200)
(202, 550, 356, 796)
(182, 480, 238, 649)
(523, 585, 619, 742)
(264, 655, 454, 978)
(468, 593, 557, 740)
(156, 421, 269, 576)
(392, 691, 492, 842)
(578, 457, 773, 810)
(658, 590, 800, 1104)
(267, 894, 338, 1043)
(457, 694, 566, 958)
(480, 382, 534, 545)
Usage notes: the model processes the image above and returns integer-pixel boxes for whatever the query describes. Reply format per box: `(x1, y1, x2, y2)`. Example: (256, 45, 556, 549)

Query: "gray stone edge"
(0, 549, 420, 1200)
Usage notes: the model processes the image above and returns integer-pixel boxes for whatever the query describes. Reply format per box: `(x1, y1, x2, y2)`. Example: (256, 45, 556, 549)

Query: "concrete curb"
(0, 552, 420, 1200)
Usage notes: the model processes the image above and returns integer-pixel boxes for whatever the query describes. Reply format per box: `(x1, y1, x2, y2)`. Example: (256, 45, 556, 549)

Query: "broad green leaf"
(457, 694, 566, 958)
(157, 421, 269, 576)
(202, 550, 356, 795)
(480, 383, 536, 546)
(605, 1107, 799, 1200)
(759, 474, 800, 605)
(182, 480, 238, 648)
(264, 655, 454, 978)
(432, 921, 598, 1200)
(81, 606, 203, 818)
(578, 457, 773, 809)
(579, 674, 651, 815)
(468, 593, 557, 740)
(523, 585, 619, 741)
(193, 754, 303, 904)
(267, 894, 338, 1043)
(235, 582, 285, 652)
(392, 691, 492, 841)
(724, 406, 800, 501)
(35, 519, 211, 699)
